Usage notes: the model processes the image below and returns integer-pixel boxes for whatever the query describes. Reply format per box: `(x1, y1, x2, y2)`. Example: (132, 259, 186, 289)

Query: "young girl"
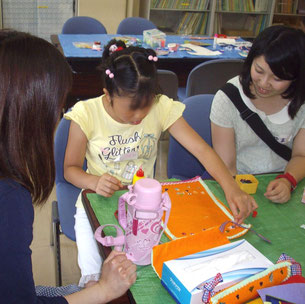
(0, 31, 136, 304)
(64, 39, 257, 288)
(211, 25, 305, 204)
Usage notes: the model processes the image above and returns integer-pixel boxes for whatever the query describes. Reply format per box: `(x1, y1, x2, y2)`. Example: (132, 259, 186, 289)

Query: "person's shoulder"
(155, 94, 183, 108)
(0, 179, 30, 200)
(64, 96, 103, 122)
(295, 103, 305, 119)
(0, 179, 32, 216)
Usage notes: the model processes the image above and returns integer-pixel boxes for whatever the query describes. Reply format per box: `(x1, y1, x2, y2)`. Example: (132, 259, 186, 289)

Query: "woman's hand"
(95, 173, 124, 197)
(264, 178, 291, 203)
(98, 251, 137, 303)
(225, 185, 258, 224)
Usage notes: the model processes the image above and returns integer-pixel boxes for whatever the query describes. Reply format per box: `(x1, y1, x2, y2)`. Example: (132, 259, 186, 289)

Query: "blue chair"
(62, 16, 107, 34)
(116, 17, 156, 35)
(178, 59, 244, 101)
(167, 94, 214, 180)
(51, 117, 86, 286)
(157, 69, 178, 100)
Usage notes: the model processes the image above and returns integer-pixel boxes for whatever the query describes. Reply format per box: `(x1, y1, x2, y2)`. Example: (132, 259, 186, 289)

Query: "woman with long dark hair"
(0, 31, 136, 304)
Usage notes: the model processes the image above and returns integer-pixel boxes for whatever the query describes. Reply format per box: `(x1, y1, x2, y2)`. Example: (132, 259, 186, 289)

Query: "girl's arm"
(265, 128, 305, 203)
(64, 121, 123, 197)
(211, 122, 237, 176)
(168, 117, 257, 224)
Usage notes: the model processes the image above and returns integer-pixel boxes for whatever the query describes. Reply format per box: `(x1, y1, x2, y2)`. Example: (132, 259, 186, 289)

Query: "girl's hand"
(95, 173, 124, 197)
(264, 178, 291, 203)
(225, 186, 258, 224)
(98, 251, 137, 302)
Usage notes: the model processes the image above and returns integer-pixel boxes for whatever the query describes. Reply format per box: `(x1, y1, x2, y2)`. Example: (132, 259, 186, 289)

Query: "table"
(51, 34, 246, 109)
(82, 174, 305, 304)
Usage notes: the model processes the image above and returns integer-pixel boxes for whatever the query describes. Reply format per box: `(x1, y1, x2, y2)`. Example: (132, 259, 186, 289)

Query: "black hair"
(100, 39, 158, 110)
(0, 30, 72, 205)
(240, 25, 305, 118)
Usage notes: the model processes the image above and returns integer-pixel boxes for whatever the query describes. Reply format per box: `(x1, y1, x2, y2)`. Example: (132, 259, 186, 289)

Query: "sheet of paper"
(217, 38, 236, 45)
(181, 43, 221, 56)
(258, 283, 305, 304)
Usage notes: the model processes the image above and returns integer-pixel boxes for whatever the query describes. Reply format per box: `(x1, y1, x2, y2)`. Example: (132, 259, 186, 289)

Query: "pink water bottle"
(94, 178, 171, 265)
(118, 178, 171, 265)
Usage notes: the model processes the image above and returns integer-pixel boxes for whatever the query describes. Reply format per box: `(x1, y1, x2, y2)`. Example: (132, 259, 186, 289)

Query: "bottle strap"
(94, 224, 125, 252)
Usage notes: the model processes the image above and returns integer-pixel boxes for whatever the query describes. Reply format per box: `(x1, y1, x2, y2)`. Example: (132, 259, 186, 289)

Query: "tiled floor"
(31, 138, 169, 287)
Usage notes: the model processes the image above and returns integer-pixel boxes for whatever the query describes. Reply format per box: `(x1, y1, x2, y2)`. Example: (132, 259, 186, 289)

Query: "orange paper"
(162, 177, 250, 240)
(152, 227, 229, 278)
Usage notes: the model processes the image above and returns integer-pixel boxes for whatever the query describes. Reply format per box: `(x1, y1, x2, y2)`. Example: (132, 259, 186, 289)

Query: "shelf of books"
(146, 0, 304, 37)
(149, 0, 211, 35)
(214, 0, 272, 38)
(272, 0, 305, 29)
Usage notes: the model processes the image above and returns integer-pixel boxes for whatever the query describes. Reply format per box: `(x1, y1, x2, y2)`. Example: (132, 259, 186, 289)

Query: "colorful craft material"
(161, 177, 250, 240)
(152, 227, 229, 278)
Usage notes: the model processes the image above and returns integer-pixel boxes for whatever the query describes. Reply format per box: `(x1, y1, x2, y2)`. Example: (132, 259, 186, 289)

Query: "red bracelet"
(275, 172, 297, 191)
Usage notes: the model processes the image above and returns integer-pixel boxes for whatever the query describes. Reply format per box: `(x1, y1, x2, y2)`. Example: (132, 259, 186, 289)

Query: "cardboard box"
(161, 240, 273, 304)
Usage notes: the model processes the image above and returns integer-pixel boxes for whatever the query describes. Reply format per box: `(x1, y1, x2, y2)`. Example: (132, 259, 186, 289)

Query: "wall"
(0, 0, 2, 29)
(78, 0, 140, 34)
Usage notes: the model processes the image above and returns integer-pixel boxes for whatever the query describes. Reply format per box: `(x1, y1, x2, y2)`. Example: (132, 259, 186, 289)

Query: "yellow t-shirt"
(64, 94, 185, 207)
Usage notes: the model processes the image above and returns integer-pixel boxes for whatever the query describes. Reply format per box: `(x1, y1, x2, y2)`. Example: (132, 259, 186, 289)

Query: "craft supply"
(72, 42, 93, 49)
(213, 34, 218, 49)
(183, 40, 211, 46)
(92, 41, 101, 51)
(132, 167, 144, 184)
(161, 177, 250, 240)
(168, 43, 179, 52)
(143, 28, 166, 49)
(236, 174, 259, 194)
(181, 43, 222, 56)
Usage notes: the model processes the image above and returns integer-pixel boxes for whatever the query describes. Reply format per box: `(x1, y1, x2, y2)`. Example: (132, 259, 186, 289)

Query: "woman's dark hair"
(240, 25, 305, 118)
(0, 31, 72, 205)
(100, 39, 158, 110)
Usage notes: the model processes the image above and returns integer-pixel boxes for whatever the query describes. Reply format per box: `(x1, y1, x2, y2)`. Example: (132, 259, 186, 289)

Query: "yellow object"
(236, 174, 259, 194)
(132, 167, 144, 184)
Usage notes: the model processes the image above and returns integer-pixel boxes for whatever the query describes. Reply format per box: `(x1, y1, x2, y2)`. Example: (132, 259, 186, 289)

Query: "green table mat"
(88, 174, 305, 304)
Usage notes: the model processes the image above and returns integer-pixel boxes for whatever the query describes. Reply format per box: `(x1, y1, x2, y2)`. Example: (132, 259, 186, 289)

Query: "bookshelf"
(143, 0, 305, 38)
(214, 0, 275, 38)
(149, 0, 212, 35)
(272, 0, 305, 29)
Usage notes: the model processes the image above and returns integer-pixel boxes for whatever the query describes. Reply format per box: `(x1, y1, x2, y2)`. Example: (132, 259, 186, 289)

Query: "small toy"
(235, 174, 259, 194)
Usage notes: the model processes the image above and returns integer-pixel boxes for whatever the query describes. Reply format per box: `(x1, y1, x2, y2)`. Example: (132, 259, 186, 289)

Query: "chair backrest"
(186, 59, 244, 98)
(62, 16, 107, 34)
(54, 117, 87, 241)
(157, 69, 179, 100)
(167, 94, 214, 179)
(116, 17, 156, 35)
